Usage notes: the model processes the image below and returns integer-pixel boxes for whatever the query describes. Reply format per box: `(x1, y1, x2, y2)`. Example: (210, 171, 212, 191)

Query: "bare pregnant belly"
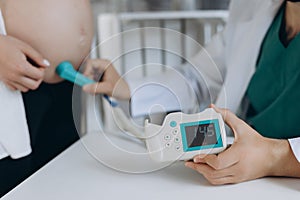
(0, 0, 94, 83)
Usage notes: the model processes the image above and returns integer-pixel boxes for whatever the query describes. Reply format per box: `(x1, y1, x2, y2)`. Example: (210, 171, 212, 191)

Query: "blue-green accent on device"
(170, 121, 177, 127)
(56, 61, 118, 107)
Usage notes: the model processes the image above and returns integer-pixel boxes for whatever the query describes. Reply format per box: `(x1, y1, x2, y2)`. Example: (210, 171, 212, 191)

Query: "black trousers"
(0, 81, 79, 197)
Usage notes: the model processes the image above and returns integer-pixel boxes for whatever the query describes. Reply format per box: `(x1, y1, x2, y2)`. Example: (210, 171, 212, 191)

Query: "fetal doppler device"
(56, 61, 226, 162)
(145, 108, 227, 162)
(55, 61, 142, 137)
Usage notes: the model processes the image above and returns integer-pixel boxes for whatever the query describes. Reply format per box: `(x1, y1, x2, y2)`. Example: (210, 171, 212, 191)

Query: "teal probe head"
(56, 61, 94, 86)
(56, 61, 118, 107)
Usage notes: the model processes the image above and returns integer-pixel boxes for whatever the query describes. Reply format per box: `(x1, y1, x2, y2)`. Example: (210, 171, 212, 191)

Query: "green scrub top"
(246, 4, 300, 139)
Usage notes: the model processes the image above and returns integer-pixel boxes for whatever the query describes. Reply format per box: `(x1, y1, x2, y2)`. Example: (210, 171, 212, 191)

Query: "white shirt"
(0, 10, 32, 159)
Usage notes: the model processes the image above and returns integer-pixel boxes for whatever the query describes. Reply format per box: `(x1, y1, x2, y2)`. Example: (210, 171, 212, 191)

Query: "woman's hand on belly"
(0, 34, 50, 92)
(2, 0, 94, 83)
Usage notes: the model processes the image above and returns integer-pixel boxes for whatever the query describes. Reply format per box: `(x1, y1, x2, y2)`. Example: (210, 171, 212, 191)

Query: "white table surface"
(2, 132, 300, 200)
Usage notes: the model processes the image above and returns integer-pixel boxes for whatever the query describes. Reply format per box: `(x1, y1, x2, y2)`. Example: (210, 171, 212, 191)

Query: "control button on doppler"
(172, 129, 178, 135)
(165, 143, 171, 148)
(174, 137, 181, 143)
(164, 134, 171, 140)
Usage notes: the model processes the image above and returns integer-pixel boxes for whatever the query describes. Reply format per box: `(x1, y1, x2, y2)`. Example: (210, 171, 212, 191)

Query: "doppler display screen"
(180, 119, 223, 151)
(184, 123, 217, 148)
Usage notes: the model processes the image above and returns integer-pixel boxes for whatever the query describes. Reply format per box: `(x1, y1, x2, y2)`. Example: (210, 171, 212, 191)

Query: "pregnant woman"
(0, 0, 96, 196)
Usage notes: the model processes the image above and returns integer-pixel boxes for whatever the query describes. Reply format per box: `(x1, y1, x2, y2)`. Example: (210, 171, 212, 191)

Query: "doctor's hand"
(0, 35, 50, 92)
(185, 104, 300, 185)
(82, 59, 130, 100)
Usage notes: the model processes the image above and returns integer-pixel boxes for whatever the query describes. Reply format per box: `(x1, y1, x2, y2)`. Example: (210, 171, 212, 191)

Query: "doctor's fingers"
(211, 104, 245, 139)
(83, 59, 102, 80)
(83, 59, 110, 80)
(193, 150, 239, 170)
(207, 175, 241, 185)
(185, 162, 238, 184)
(83, 82, 113, 96)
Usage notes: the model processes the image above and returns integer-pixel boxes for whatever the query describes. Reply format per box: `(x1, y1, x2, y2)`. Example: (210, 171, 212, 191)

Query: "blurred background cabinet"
(90, 0, 230, 13)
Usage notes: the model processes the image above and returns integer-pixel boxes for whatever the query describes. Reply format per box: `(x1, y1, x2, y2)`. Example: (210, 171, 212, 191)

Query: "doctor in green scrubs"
(185, 0, 300, 184)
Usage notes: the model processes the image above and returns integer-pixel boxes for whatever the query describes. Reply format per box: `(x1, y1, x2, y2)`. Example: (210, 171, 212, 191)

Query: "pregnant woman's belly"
(0, 0, 94, 83)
